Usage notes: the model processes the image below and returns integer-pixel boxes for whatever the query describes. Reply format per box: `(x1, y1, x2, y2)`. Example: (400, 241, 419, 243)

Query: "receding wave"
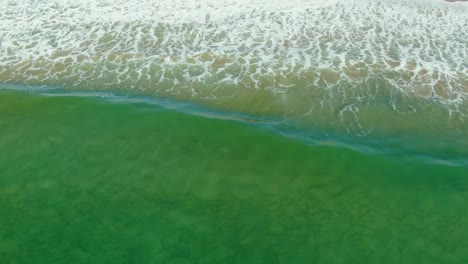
(0, 0, 467, 139)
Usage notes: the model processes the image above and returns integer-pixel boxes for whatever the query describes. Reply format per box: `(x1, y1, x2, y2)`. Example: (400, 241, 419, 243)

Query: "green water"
(1, 90, 468, 263)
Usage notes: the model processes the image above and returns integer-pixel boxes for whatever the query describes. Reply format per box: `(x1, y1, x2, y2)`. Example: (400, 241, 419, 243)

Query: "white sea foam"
(0, 0, 467, 134)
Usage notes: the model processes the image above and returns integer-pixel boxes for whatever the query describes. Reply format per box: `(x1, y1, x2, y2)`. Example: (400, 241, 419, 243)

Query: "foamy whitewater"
(0, 0, 467, 138)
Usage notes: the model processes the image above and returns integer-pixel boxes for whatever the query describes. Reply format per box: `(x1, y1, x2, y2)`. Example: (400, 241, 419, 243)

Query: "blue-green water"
(1, 90, 468, 263)
(1, 0, 468, 262)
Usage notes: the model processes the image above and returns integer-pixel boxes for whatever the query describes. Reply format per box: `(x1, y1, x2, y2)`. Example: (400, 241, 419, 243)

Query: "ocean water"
(0, 0, 467, 263)
(1, 90, 468, 264)
(1, 0, 467, 161)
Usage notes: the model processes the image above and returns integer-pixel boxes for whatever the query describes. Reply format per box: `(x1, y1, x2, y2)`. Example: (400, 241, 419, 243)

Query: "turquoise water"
(1, 90, 468, 263)
(1, 0, 468, 262)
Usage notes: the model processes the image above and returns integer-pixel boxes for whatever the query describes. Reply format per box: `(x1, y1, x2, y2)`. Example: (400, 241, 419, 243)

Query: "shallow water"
(1, 0, 467, 139)
(1, 90, 468, 263)
(1, 0, 468, 262)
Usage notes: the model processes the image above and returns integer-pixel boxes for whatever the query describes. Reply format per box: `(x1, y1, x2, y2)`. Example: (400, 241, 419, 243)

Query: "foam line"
(0, 0, 467, 135)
